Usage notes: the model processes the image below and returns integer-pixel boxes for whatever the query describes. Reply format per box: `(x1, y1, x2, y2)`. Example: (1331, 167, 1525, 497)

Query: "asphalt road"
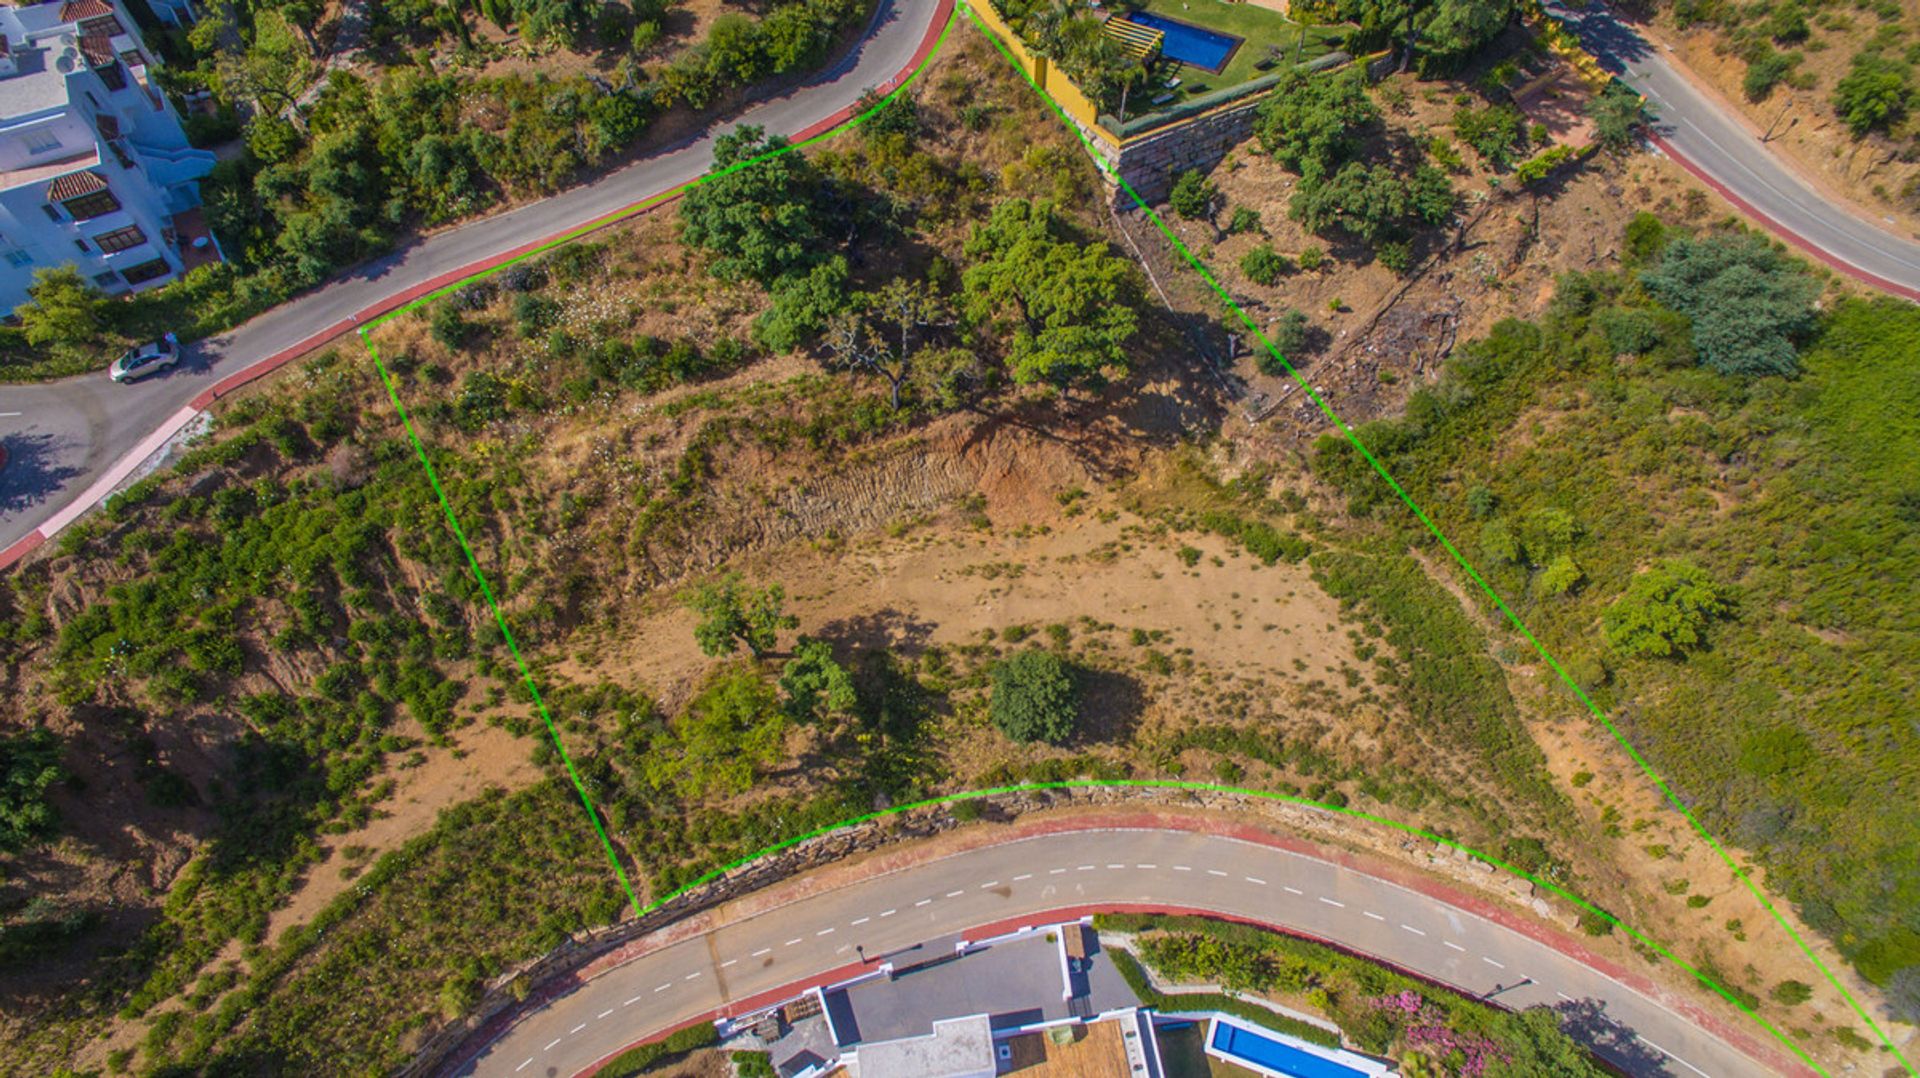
(0, 0, 941, 558)
(459, 829, 1778, 1078)
(1548, 0, 1920, 297)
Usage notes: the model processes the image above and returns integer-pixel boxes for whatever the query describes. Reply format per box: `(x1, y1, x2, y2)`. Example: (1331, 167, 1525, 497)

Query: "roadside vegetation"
(1104, 912, 1607, 1075)
(1313, 212, 1920, 1028)
(2, 0, 870, 381)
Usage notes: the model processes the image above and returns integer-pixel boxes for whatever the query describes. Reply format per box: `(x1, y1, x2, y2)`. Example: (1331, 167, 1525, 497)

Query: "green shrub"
(1169, 168, 1216, 219)
(990, 649, 1079, 745)
(594, 1022, 720, 1076)
(1241, 244, 1293, 286)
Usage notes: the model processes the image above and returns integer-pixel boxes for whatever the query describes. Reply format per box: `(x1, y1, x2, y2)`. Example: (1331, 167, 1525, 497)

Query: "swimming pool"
(1127, 11, 1242, 74)
(1208, 1019, 1370, 1078)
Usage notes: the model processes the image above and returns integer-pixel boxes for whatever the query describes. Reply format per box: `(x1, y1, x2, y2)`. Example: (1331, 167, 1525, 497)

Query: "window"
(97, 63, 127, 93)
(61, 189, 121, 221)
(22, 129, 61, 156)
(4, 250, 31, 268)
(93, 270, 121, 288)
(91, 225, 146, 255)
(74, 239, 90, 253)
(41, 204, 62, 222)
(119, 258, 171, 285)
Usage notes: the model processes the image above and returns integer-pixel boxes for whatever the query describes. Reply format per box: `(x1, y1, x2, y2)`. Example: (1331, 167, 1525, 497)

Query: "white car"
(109, 333, 182, 383)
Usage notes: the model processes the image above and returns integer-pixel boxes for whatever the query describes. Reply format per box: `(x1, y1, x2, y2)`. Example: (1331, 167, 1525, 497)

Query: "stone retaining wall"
(1111, 97, 1266, 204)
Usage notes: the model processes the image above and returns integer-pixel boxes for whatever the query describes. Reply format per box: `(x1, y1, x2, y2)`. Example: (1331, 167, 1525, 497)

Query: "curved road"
(459, 829, 1789, 1078)
(0, 0, 946, 566)
(1548, 0, 1920, 299)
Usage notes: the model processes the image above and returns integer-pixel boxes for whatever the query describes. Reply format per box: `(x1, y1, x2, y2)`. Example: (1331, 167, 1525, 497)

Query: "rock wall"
(1111, 99, 1266, 205)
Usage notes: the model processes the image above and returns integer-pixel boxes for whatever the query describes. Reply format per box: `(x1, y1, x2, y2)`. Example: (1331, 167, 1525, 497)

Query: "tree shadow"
(812, 608, 939, 654)
(1075, 666, 1146, 747)
(1552, 996, 1678, 1075)
(0, 431, 86, 516)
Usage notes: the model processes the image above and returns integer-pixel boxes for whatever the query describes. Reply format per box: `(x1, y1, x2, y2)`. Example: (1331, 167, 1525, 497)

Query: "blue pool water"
(1129, 11, 1241, 73)
(1209, 1021, 1368, 1078)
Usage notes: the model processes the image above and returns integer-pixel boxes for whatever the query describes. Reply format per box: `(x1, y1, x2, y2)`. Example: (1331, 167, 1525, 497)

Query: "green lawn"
(1128, 0, 1347, 101)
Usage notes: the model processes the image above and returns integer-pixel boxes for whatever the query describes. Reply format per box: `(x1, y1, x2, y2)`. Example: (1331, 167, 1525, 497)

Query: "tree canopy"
(685, 573, 798, 658)
(989, 649, 1080, 744)
(962, 199, 1137, 392)
(1602, 560, 1735, 658)
(1640, 231, 1818, 377)
(679, 125, 829, 286)
(14, 268, 109, 353)
(779, 638, 857, 723)
(1254, 67, 1379, 180)
(0, 730, 64, 852)
(643, 667, 790, 798)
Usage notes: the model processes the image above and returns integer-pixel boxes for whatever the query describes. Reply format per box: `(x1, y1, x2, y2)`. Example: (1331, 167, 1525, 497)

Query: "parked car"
(109, 333, 181, 383)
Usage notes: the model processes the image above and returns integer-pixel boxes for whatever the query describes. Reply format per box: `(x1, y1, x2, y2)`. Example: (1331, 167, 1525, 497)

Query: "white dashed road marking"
(654, 982, 671, 993)
(751, 948, 773, 957)
(1207, 869, 1230, 878)
(1136, 864, 1157, 870)
(1640, 1035, 1712, 1078)
(879, 909, 897, 917)
(785, 938, 804, 946)
(816, 927, 835, 936)
(1363, 911, 1385, 921)
(625, 995, 644, 1006)
(981, 881, 1000, 889)
(916, 899, 933, 907)
(1012, 874, 1033, 882)
(1444, 941, 1467, 953)
(598, 1009, 613, 1019)
(1482, 956, 1506, 969)
(851, 917, 870, 926)
(517, 1059, 532, 1072)
(1049, 868, 1067, 875)
(1283, 886, 1303, 895)
(720, 959, 736, 968)
(1245, 876, 1267, 886)
(569, 1023, 585, 1034)
(1401, 925, 1426, 936)
(544, 1038, 562, 1051)
(946, 890, 965, 898)
(1318, 897, 1345, 908)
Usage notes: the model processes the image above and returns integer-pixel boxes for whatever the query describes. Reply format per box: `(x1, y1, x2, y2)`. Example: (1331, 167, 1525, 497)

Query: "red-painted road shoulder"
(1650, 133, 1920, 303)
(457, 808, 1811, 1078)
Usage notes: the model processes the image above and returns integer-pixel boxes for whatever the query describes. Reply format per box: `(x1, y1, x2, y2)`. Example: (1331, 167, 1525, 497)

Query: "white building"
(0, 0, 217, 311)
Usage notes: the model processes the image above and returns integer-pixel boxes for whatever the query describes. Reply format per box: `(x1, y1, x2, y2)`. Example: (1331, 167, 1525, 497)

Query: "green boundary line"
(964, 12, 1913, 1074)
(334, 8, 1915, 1075)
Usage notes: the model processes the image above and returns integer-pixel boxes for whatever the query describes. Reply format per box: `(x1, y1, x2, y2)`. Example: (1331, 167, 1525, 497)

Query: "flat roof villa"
(718, 921, 1395, 1078)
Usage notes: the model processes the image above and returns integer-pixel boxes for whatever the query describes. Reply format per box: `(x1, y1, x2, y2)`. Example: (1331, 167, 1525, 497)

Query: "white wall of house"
(0, 0, 216, 311)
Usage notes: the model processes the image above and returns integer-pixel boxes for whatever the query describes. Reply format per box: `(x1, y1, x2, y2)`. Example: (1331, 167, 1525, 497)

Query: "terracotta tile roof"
(78, 32, 115, 67)
(59, 0, 116, 21)
(48, 169, 108, 202)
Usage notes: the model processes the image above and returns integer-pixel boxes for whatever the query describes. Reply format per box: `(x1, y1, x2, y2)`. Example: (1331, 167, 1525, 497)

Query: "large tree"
(823, 277, 955, 409)
(685, 572, 797, 658)
(1602, 560, 1734, 658)
(962, 199, 1136, 393)
(14, 267, 109, 354)
(643, 667, 790, 798)
(990, 649, 1080, 745)
(1253, 67, 1379, 180)
(1640, 231, 1818, 377)
(0, 730, 64, 852)
(680, 125, 828, 286)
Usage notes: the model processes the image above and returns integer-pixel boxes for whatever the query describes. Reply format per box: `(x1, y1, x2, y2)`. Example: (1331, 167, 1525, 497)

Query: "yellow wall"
(962, 0, 1115, 144)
